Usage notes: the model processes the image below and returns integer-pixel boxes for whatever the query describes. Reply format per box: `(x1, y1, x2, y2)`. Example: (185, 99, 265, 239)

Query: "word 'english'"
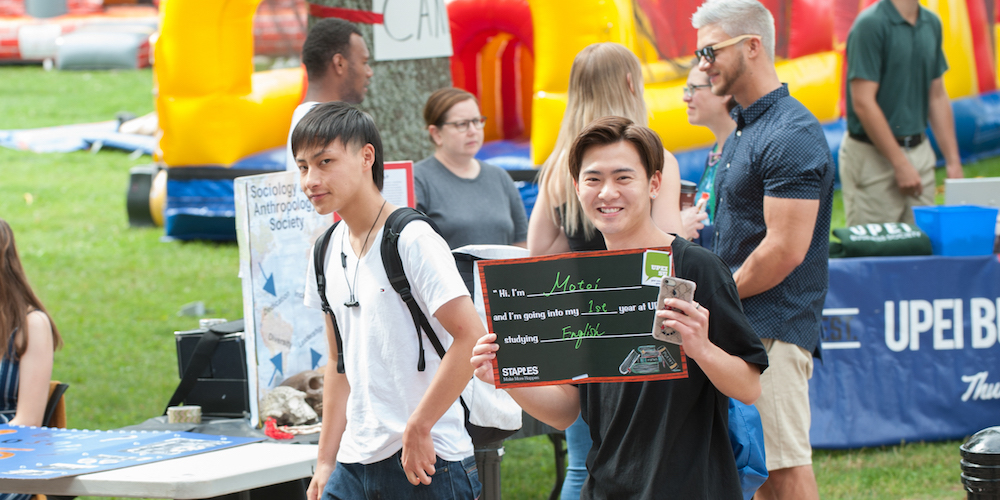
(562, 323, 604, 349)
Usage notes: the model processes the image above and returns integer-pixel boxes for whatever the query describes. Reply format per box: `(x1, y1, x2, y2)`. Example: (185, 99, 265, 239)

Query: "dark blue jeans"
(323, 449, 481, 500)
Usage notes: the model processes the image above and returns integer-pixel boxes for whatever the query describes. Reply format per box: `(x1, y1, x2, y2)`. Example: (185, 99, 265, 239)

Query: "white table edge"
(0, 442, 318, 499)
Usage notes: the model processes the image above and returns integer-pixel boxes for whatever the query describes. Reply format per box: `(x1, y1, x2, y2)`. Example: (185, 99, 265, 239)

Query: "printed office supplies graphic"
(619, 345, 681, 375)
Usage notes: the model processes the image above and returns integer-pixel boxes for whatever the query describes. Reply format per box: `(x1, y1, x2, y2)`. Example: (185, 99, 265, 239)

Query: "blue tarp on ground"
(0, 120, 155, 155)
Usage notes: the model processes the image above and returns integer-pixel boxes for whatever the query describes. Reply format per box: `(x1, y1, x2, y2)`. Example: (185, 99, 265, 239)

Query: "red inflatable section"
(633, 0, 701, 59)
(834, 0, 865, 47)
(632, 0, 830, 61)
(788, 0, 834, 58)
(966, 0, 996, 92)
(448, 0, 533, 141)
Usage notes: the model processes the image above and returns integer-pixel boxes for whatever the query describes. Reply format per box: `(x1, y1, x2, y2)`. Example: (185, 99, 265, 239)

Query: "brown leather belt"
(849, 132, 924, 148)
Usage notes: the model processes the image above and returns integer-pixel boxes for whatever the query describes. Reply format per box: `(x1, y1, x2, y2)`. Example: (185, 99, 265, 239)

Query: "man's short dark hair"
(568, 116, 664, 181)
(291, 101, 384, 190)
(301, 18, 362, 82)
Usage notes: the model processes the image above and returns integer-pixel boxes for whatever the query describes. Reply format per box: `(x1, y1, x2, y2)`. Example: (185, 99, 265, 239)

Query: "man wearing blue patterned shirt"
(693, 1, 834, 499)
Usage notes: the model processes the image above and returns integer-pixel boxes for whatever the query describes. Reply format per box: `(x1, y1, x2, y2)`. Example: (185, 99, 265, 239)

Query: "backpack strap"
(381, 207, 446, 371)
(164, 319, 245, 414)
(165, 327, 224, 414)
(313, 220, 345, 373)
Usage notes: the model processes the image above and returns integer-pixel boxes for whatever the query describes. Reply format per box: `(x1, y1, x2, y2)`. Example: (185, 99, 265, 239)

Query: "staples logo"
(502, 366, 539, 377)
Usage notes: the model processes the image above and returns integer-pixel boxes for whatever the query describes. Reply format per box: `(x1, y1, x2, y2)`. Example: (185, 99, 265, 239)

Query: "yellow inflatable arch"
(155, 0, 303, 167)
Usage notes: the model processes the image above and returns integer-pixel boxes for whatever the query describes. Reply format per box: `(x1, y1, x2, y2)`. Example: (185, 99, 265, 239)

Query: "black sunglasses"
(694, 35, 760, 64)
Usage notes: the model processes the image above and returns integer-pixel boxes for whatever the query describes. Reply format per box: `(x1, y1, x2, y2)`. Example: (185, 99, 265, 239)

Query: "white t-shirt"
(303, 218, 473, 464)
(286, 101, 320, 171)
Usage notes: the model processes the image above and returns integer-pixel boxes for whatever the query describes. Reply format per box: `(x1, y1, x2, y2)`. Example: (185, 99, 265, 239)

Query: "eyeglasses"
(694, 34, 760, 64)
(683, 84, 712, 98)
(442, 116, 488, 132)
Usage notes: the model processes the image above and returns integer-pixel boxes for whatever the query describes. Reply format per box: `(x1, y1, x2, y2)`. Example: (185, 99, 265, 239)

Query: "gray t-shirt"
(414, 155, 528, 249)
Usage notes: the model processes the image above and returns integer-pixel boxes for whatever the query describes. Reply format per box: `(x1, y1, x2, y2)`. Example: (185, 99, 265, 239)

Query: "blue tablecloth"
(811, 254, 1000, 448)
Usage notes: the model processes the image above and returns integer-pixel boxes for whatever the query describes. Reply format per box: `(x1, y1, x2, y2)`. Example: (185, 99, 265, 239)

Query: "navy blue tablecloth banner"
(811, 255, 1000, 448)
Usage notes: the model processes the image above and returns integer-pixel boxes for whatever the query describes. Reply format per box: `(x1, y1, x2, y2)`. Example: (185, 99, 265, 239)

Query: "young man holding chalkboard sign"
(294, 102, 483, 500)
(472, 116, 768, 499)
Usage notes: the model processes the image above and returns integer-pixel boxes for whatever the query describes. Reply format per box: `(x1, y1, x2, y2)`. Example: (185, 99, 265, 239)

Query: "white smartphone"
(651, 276, 697, 344)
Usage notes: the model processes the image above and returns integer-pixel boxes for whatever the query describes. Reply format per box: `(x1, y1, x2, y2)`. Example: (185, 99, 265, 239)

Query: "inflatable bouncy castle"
(446, 0, 1000, 180)
(154, 0, 1000, 238)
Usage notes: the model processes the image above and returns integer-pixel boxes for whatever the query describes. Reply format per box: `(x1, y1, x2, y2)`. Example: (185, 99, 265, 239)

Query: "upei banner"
(811, 254, 1000, 448)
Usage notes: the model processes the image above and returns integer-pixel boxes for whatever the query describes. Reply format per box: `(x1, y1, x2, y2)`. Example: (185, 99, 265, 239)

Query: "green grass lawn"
(1, 65, 992, 499)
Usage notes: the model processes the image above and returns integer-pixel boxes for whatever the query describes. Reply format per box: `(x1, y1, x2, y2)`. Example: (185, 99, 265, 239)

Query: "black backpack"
(312, 207, 518, 445)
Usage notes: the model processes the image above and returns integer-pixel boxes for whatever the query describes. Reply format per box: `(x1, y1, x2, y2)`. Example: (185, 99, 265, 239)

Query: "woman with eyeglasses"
(680, 64, 738, 240)
(415, 88, 528, 249)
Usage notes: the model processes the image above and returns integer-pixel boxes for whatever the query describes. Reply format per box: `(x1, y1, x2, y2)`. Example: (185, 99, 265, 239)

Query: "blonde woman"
(525, 42, 685, 499)
(528, 42, 686, 258)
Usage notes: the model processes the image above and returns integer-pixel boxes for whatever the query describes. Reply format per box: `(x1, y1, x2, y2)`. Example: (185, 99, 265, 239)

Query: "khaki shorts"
(838, 133, 936, 227)
(757, 338, 814, 470)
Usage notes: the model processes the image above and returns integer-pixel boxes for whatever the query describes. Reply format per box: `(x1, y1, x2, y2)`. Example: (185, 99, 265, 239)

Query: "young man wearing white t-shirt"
(294, 102, 483, 500)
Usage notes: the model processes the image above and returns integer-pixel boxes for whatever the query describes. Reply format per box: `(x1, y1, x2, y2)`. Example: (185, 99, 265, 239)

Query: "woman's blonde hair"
(537, 42, 648, 240)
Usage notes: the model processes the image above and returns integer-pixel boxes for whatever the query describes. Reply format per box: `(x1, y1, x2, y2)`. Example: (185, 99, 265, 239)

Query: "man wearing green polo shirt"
(840, 0, 963, 227)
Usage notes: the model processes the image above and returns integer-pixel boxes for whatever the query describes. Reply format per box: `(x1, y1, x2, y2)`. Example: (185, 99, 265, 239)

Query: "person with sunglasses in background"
(692, 1, 834, 499)
(414, 88, 528, 249)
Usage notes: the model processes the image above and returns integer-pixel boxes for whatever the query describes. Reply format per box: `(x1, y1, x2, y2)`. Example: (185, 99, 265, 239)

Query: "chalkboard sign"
(478, 248, 689, 388)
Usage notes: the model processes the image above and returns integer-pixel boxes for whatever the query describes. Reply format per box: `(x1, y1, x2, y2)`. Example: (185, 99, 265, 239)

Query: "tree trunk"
(309, 0, 451, 163)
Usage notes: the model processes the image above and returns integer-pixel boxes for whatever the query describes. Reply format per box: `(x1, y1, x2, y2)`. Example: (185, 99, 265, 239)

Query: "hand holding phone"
(651, 276, 697, 344)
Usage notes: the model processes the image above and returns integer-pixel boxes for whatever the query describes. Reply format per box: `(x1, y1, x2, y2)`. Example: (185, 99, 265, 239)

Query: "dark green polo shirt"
(845, 0, 948, 137)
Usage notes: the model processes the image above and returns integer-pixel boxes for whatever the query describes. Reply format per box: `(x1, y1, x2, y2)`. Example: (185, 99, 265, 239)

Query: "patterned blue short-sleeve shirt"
(713, 84, 835, 356)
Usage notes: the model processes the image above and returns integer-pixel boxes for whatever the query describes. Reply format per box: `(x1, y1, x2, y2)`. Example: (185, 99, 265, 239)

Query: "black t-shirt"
(557, 205, 607, 252)
(579, 237, 768, 499)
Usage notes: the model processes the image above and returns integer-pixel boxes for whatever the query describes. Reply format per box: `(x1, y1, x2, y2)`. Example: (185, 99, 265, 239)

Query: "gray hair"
(692, 0, 775, 61)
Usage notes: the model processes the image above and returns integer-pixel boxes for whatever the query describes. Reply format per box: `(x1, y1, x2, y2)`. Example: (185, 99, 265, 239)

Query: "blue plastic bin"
(913, 205, 999, 256)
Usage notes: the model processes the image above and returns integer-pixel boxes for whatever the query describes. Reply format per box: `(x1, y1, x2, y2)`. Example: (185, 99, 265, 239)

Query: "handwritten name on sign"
(478, 248, 688, 388)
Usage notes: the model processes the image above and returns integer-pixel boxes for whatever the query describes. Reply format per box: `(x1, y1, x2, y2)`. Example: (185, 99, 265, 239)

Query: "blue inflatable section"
(164, 162, 283, 241)
(479, 89, 1000, 195)
(232, 146, 286, 169)
(674, 119, 847, 187)
(163, 91, 1000, 240)
(477, 121, 849, 191)
(476, 139, 539, 219)
(935, 89, 1000, 165)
